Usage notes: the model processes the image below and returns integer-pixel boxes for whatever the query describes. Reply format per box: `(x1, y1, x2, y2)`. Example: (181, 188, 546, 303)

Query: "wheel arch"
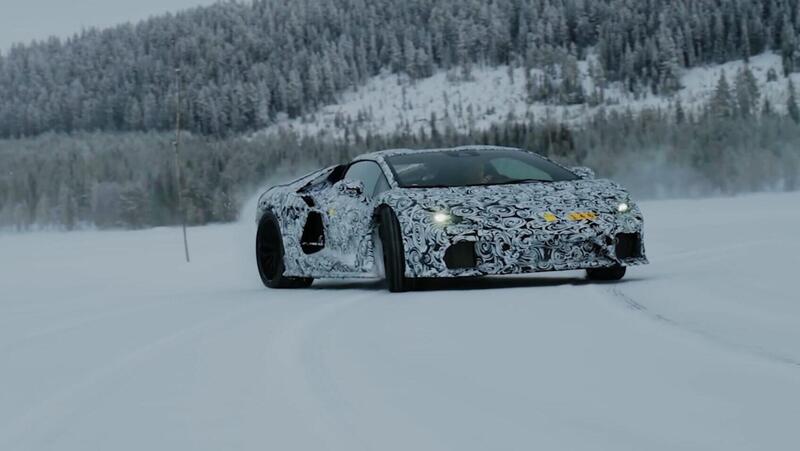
(257, 200, 306, 277)
(372, 200, 418, 279)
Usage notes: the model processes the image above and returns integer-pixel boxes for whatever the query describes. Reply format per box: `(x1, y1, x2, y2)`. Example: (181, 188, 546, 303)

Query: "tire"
(586, 266, 626, 281)
(256, 213, 313, 289)
(378, 207, 412, 292)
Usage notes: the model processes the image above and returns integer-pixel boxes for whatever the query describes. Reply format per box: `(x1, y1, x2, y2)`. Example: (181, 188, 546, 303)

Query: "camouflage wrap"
(256, 146, 648, 279)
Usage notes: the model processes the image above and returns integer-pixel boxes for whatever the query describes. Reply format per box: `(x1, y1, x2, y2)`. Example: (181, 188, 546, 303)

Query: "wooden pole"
(174, 66, 190, 263)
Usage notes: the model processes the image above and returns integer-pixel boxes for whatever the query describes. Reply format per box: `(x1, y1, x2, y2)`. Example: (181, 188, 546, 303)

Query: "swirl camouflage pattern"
(255, 146, 648, 290)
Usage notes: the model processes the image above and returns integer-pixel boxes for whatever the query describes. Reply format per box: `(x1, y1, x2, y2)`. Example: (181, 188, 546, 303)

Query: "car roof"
(354, 145, 526, 162)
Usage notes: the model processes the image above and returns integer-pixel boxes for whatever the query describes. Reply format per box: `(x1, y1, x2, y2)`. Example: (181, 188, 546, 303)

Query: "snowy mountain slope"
(263, 52, 798, 140)
(1, 192, 799, 450)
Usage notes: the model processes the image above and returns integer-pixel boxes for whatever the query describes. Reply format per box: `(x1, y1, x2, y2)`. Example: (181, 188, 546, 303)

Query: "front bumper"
(403, 218, 648, 278)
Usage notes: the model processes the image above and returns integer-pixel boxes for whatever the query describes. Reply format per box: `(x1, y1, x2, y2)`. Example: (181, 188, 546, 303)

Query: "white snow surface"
(1, 192, 799, 450)
(263, 52, 800, 140)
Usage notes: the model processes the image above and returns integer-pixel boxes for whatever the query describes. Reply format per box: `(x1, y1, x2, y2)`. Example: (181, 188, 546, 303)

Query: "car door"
(324, 160, 390, 272)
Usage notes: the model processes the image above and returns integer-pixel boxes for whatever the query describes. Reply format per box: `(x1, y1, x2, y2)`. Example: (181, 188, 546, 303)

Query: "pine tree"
(387, 32, 402, 73)
(415, 48, 432, 79)
(709, 72, 735, 118)
(404, 36, 417, 78)
(762, 97, 774, 117)
(767, 67, 779, 82)
(734, 67, 760, 117)
(782, 14, 797, 76)
(285, 69, 304, 117)
(788, 79, 800, 124)
(741, 18, 751, 62)
(675, 99, 686, 124)
(254, 82, 272, 128)
(124, 99, 143, 130)
(306, 62, 321, 105)
(657, 26, 682, 93)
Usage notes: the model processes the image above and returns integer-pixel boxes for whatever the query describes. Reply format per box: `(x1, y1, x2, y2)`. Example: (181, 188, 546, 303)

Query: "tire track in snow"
(258, 290, 376, 450)
(0, 297, 263, 449)
(605, 286, 800, 368)
(654, 239, 780, 266)
(0, 294, 227, 356)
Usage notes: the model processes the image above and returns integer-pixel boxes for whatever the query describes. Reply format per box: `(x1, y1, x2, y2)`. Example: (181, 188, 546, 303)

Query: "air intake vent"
(615, 233, 642, 260)
(444, 242, 477, 269)
(301, 212, 325, 254)
(301, 196, 315, 207)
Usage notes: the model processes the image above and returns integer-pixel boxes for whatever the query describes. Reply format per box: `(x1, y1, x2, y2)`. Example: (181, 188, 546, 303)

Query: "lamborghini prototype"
(255, 146, 648, 292)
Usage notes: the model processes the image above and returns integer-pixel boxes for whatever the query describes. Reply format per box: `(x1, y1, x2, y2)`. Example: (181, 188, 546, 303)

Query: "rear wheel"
(378, 207, 412, 292)
(256, 213, 313, 289)
(586, 266, 626, 281)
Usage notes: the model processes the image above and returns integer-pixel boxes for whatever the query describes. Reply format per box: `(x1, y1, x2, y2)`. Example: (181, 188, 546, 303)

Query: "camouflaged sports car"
(255, 146, 648, 292)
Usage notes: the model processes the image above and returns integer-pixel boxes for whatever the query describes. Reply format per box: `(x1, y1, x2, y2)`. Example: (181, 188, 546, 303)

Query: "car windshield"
(386, 148, 579, 188)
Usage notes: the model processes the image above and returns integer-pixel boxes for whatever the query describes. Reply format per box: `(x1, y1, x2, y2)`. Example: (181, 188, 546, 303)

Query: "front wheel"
(378, 207, 412, 292)
(586, 266, 626, 281)
(256, 213, 314, 289)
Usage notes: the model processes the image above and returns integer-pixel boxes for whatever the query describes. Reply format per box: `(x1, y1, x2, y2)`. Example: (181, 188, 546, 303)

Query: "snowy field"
(1, 192, 799, 450)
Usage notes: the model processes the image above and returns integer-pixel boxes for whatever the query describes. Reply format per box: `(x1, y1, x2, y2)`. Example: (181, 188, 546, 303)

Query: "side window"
(344, 161, 389, 198)
(374, 171, 391, 196)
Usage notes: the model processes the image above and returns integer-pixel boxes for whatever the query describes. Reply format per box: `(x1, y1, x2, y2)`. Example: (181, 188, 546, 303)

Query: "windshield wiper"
(405, 179, 553, 188)
(406, 184, 453, 189)
(470, 178, 553, 187)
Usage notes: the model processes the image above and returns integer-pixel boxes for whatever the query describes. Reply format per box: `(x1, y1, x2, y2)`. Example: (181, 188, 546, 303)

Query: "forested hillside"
(3, 0, 800, 138)
(2, 0, 800, 230)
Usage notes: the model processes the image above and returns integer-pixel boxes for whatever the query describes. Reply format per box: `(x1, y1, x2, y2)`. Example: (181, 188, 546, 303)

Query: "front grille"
(616, 233, 642, 259)
(444, 242, 477, 269)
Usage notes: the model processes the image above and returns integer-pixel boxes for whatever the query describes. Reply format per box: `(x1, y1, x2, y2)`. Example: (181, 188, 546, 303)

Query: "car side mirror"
(571, 166, 596, 180)
(336, 179, 366, 198)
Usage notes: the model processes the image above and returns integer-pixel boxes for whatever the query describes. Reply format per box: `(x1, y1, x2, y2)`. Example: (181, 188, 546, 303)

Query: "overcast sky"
(0, 0, 222, 53)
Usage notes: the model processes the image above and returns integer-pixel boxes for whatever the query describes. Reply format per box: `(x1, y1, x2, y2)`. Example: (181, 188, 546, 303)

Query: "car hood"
(391, 178, 633, 226)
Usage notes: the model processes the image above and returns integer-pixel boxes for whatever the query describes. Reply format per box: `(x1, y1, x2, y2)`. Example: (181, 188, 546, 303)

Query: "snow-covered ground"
(264, 52, 798, 140)
(1, 192, 799, 450)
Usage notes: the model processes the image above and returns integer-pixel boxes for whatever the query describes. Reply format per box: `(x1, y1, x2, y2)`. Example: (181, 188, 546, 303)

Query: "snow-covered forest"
(1, 0, 800, 229)
(3, 0, 800, 137)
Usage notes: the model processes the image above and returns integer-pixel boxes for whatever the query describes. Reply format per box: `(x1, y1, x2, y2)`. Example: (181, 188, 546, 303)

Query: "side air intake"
(301, 212, 325, 254)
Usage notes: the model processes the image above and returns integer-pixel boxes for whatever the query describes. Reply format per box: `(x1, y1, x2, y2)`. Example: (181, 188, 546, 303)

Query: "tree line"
(2, 98, 798, 231)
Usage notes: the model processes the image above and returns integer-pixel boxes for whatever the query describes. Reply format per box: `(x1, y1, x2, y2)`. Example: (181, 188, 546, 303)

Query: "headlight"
(431, 211, 464, 224)
(432, 212, 452, 224)
(616, 201, 631, 213)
